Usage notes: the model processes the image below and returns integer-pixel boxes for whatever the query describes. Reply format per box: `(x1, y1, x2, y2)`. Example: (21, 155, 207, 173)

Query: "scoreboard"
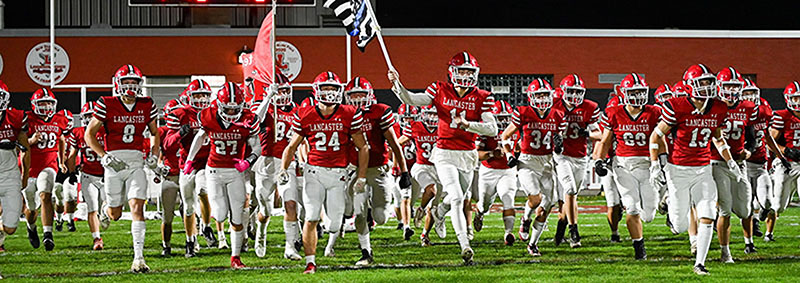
(129, 0, 316, 6)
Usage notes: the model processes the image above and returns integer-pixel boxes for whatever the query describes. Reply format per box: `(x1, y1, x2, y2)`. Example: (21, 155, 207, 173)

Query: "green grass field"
(2, 197, 799, 282)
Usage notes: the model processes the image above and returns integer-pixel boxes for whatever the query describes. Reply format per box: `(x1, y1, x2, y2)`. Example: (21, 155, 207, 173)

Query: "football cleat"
(744, 243, 757, 254)
(764, 234, 775, 242)
(610, 234, 622, 243)
(161, 245, 171, 257)
(413, 207, 425, 228)
(93, 238, 104, 251)
(396, 222, 404, 230)
(218, 238, 229, 250)
(355, 249, 374, 266)
(99, 212, 110, 231)
(554, 218, 567, 246)
(27, 226, 40, 249)
(420, 233, 432, 247)
(185, 241, 197, 258)
(55, 219, 64, 232)
(431, 208, 447, 239)
(633, 240, 646, 260)
(658, 199, 668, 215)
(303, 262, 317, 274)
(67, 219, 76, 232)
(202, 226, 218, 247)
(130, 258, 150, 273)
(0, 244, 5, 253)
(294, 239, 304, 252)
(404, 226, 415, 241)
(43, 232, 55, 251)
(230, 256, 246, 269)
(467, 227, 474, 241)
(568, 225, 581, 248)
(473, 212, 484, 232)
(693, 264, 709, 275)
(752, 219, 763, 237)
(527, 244, 541, 257)
(284, 247, 302, 261)
(666, 215, 678, 235)
(461, 247, 474, 265)
(518, 217, 532, 242)
(504, 233, 515, 246)
(758, 209, 771, 222)
(324, 246, 335, 257)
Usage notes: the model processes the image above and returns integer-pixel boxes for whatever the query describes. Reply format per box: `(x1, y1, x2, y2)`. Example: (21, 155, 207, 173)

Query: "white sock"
(358, 232, 371, 252)
(283, 221, 298, 248)
(218, 230, 227, 240)
(695, 223, 713, 266)
(689, 234, 697, 245)
(162, 240, 169, 247)
(327, 231, 340, 249)
(240, 211, 250, 237)
(449, 202, 469, 250)
(529, 220, 546, 245)
(503, 216, 515, 234)
(765, 232, 773, 236)
(523, 203, 533, 221)
(92, 231, 101, 239)
(436, 203, 450, 220)
(744, 237, 753, 244)
(720, 244, 730, 256)
(43, 226, 53, 233)
(612, 230, 620, 236)
(131, 221, 146, 260)
(27, 220, 36, 230)
(632, 237, 642, 242)
(200, 222, 208, 231)
(230, 229, 243, 257)
(186, 234, 196, 242)
(305, 255, 316, 265)
(66, 213, 73, 221)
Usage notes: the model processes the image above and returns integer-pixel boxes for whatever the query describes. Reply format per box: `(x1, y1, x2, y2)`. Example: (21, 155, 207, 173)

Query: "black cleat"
(43, 232, 55, 251)
(67, 220, 76, 232)
(744, 243, 757, 254)
(666, 215, 678, 235)
(518, 218, 532, 242)
(693, 264, 709, 275)
(55, 219, 63, 232)
(202, 226, 218, 248)
(764, 234, 775, 242)
(527, 244, 541, 256)
(569, 224, 581, 248)
(633, 239, 646, 260)
(27, 226, 40, 249)
(752, 219, 763, 237)
(403, 227, 415, 241)
(294, 239, 304, 252)
(355, 249, 374, 266)
(185, 241, 197, 258)
(610, 234, 622, 243)
(396, 222, 404, 230)
(473, 212, 484, 232)
(758, 209, 771, 222)
(161, 245, 172, 257)
(554, 218, 568, 246)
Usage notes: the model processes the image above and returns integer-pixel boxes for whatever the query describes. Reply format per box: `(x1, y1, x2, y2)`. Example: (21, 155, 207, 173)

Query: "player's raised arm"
(387, 69, 432, 106)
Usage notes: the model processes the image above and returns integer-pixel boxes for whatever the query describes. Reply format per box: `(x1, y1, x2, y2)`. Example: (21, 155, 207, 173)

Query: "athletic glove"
(649, 160, 665, 188)
(728, 159, 746, 183)
(68, 173, 78, 185)
(553, 134, 564, 154)
(179, 124, 192, 138)
(594, 159, 608, 177)
(784, 147, 800, 161)
(506, 153, 519, 168)
(278, 169, 290, 186)
(101, 154, 128, 172)
(577, 128, 590, 138)
(354, 177, 368, 194)
(182, 160, 195, 175)
(145, 153, 159, 169)
(233, 154, 259, 173)
(155, 164, 171, 177)
(399, 172, 412, 190)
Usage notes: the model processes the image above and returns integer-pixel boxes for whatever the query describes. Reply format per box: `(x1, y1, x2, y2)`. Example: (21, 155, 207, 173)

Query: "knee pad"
(372, 208, 388, 225)
(696, 200, 717, 220)
(181, 185, 196, 216)
(625, 205, 641, 217)
(641, 210, 656, 223)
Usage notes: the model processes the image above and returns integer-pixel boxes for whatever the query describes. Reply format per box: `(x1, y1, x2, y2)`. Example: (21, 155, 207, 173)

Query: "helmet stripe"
(698, 64, 710, 74)
(127, 64, 134, 75)
(794, 81, 800, 93)
(463, 52, 469, 64)
(729, 67, 737, 80)
(631, 73, 639, 85)
(573, 74, 580, 86)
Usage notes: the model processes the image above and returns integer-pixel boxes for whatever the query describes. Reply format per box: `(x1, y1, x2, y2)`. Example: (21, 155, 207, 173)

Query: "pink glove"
(233, 158, 250, 173)
(183, 160, 194, 175)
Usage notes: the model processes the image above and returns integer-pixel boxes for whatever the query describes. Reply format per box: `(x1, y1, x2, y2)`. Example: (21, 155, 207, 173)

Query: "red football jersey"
(165, 105, 210, 170)
(292, 104, 362, 168)
(393, 122, 416, 175)
(93, 96, 157, 152)
(348, 103, 395, 167)
(67, 126, 105, 177)
(554, 99, 600, 158)
(770, 109, 800, 162)
(661, 97, 728, 166)
(403, 120, 438, 165)
(0, 109, 28, 173)
(711, 100, 758, 161)
(199, 107, 259, 168)
(262, 104, 297, 159)
(600, 105, 661, 157)
(748, 101, 774, 163)
(425, 81, 495, 150)
(513, 106, 568, 155)
(158, 126, 181, 176)
(479, 131, 519, 169)
(27, 111, 72, 177)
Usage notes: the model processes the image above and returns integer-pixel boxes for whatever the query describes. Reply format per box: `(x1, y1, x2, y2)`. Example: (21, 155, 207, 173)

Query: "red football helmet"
(164, 99, 182, 114)
(216, 82, 246, 124)
(683, 64, 716, 99)
(31, 88, 58, 118)
(619, 73, 649, 107)
(185, 79, 212, 109)
(420, 105, 438, 128)
(448, 51, 480, 88)
(491, 100, 514, 129)
(81, 101, 95, 126)
(654, 83, 674, 105)
(784, 81, 800, 111)
(526, 78, 554, 110)
(312, 71, 344, 105)
(741, 79, 760, 105)
(344, 77, 375, 109)
(271, 72, 293, 106)
(716, 67, 744, 102)
(113, 64, 144, 98)
(0, 80, 10, 111)
(672, 81, 690, 97)
(560, 74, 586, 105)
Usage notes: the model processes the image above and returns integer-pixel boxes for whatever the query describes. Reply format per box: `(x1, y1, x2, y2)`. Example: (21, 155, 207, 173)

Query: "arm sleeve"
(465, 111, 499, 136)
(391, 81, 434, 106)
(186, 129, 206, 162)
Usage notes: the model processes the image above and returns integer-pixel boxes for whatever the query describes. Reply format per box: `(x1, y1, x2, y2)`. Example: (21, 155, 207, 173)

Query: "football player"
(474, 100, 518, 245)
(398, 105, 442, 246)
(0, 80, 31, 253)
(184, 82, 261, 269)
(66, 102, 106, 250)
(649, 64, 743, 275)
(280, 71, 369, 274)
(157, 103, 183, 257)
(164, 79, 215, 256)
(85, 65, 160, 272)
(594, 73, 660, 259)
(596, 88, 623, 243)
(552, 74, 600, 248)
(767, 81, 800, 243)
(503, 79, 566, 256)
(394, 104, 419, 228)
(389, 51, 498, 264)
(54, 109, 77, 233)
(22, 88, 72, 251)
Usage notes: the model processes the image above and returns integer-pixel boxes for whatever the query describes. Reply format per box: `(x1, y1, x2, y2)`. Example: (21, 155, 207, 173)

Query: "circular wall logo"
(275, 41, 302, 81)
(0, 53, 4, 76)
(26, 42, 70, 86)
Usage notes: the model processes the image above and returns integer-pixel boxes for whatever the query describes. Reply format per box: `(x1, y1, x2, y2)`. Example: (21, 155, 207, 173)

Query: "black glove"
(744, 126, 757, 154)
(594, 159, 608, 177)
(244, 153, 259, 165)
(553, 134, 564, 154)
(399, 172, 412, 189)
(577, 128, 590, 138)
(68, 173, 78, 184)
(784, 147, 800, 161)
(0, 141, 17, 150)
(179, 124, 192, 138)
(781, 157, 792, 174)
(507, 155, 519, 168)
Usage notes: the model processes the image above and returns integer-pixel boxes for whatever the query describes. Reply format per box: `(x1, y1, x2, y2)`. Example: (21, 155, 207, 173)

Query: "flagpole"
(346, 34, 352, 82)
(271, 0, 278, 142)
(363, 0, 395, 71)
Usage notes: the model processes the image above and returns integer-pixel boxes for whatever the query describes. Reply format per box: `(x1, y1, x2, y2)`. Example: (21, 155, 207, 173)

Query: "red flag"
(252, 10, 274, 85)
